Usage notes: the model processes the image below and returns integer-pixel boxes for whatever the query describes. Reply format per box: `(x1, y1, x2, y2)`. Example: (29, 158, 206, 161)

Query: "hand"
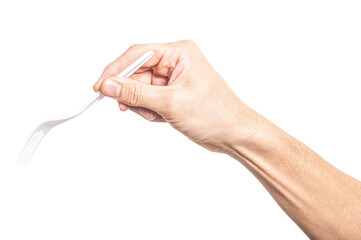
(94, 41, 361, 239)
(93, 40, 257, 153)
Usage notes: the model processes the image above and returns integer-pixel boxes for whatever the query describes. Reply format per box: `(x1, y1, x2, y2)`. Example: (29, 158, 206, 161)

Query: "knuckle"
(104, 63, 117, 75)
(126, 83, 143, 106)
(155, 57, 175, 77)
(174, 40, 199, 58)
(129, 43, 141, 50)
(184, 39, 195, 45)
(180, 39, 197, 48)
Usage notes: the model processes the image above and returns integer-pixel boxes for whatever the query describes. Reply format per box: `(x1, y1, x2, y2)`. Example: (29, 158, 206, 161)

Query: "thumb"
(100, 76, 169, 113)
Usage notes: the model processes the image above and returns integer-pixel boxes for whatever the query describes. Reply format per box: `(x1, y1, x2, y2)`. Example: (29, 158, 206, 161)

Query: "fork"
(18, 50, 154, 166)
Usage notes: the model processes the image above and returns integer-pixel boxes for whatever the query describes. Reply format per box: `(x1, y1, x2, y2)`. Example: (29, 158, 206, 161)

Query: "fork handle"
(94, 49, 154, 99)
(81, 50, 154, 114)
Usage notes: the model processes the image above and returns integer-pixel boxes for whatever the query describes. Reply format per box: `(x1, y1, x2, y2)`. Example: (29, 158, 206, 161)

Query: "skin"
(93, 40, 361, 239)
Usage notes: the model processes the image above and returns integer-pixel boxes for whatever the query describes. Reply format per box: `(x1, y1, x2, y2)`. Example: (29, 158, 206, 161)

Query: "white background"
(0, 0, 360, 239)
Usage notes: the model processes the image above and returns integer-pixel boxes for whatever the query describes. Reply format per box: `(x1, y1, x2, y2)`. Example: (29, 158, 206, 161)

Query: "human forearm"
(95, 40, 361, 239)
(226, 108, 361, 239)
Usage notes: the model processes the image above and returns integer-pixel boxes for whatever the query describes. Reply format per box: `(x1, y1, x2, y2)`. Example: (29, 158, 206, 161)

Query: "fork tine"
(19, 130, 43, 166)
(18, 51, 154, 166)
(18, 130, 41, 165)
(21, 131, 43, 165)
(20, 133, 41, 166)
(19, 133, 36, 165)
(21, 131, 44, 166)
(23, 132, 45, 166)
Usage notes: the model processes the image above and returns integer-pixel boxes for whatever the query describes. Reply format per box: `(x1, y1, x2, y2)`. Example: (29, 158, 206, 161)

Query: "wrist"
(222, 103, 281, 160)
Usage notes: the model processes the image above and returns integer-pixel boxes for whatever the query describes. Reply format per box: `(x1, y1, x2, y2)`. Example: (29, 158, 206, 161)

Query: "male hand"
(93, 40, 257, 152)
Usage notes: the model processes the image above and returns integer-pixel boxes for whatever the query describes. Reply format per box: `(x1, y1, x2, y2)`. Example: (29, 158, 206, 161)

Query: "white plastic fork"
(18, 50, 154, 166)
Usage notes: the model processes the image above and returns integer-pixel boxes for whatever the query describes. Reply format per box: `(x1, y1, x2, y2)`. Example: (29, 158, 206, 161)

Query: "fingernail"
(102, 79, 121, 98)
(138, 108, 155, 120)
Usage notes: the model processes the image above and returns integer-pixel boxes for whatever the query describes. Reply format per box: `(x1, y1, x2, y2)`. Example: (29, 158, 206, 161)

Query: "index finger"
(93, 43, 166, 92)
